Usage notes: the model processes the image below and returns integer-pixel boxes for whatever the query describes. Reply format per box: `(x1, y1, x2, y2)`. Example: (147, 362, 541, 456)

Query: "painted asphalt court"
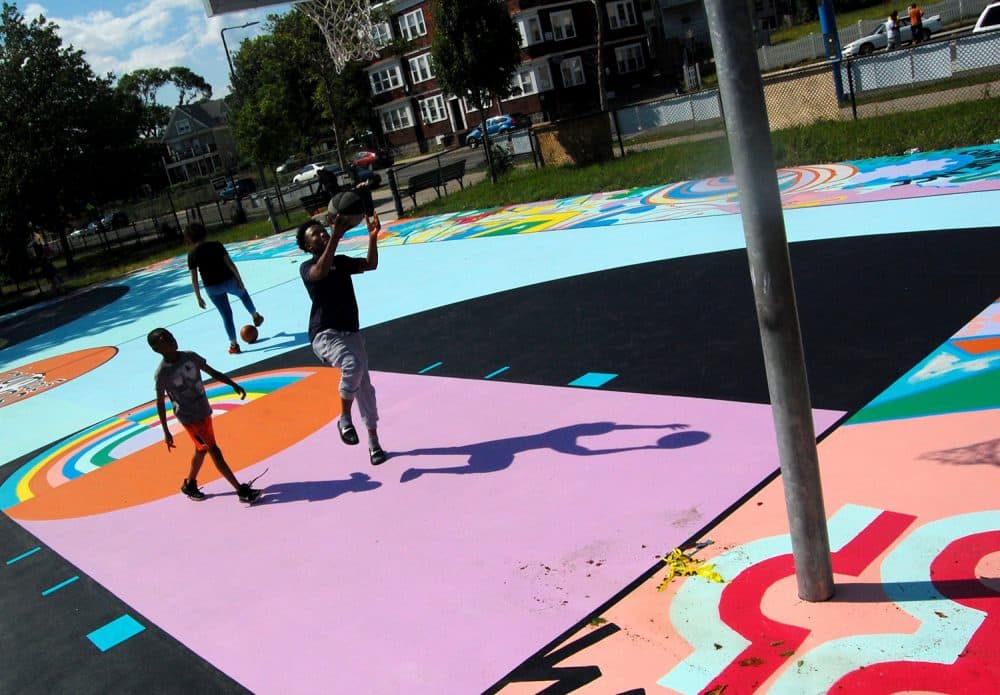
(1, 145, 999, 693)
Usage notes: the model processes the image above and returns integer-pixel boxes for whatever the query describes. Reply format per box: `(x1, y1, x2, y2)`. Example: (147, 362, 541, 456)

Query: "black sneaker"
(369, 446, 388, 466)
(181, 479, 206, 501)
(237, 483, 262, 504)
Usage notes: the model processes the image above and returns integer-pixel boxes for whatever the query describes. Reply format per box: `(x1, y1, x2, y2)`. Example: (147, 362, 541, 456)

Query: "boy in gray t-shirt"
(149, 327, 262, 504)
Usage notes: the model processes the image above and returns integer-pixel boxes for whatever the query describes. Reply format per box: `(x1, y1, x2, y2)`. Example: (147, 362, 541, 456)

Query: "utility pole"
(703, 0, 834, 602)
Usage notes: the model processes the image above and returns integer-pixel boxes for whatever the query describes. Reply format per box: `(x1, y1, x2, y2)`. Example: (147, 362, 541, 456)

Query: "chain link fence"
(611, 25, 999, 148)
(841, 28, 1000, 117)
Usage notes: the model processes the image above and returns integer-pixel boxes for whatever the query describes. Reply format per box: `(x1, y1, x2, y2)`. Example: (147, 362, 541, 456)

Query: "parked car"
(508, 112, 533, 129)
(466, 115, 528, 148)
(351, 148, 395, 169)
(275, 156, 299, 174)
(841, 13, 942, 56)
(100, 211, 130, 230)
(292, 162, 343, 185)
(219, 178, 257, 201)
(973, 2, 1000, 32)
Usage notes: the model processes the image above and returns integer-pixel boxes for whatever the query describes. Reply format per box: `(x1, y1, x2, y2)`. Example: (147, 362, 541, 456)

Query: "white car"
(841, 13, 942, 57)
(973, 2, 1000, 33)
(292, 162, 341, 184)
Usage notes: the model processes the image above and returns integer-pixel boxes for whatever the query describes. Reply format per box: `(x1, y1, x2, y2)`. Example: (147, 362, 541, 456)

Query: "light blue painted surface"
(87, 614, 145, 652)
(42, 575, 80, 596)
(6, 546, 41, 565)
(2, 189, 998, 464)
(568, 372, 618, 388)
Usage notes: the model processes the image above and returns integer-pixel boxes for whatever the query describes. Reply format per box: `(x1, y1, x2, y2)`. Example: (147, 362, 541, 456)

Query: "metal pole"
(387, 168, 404, 217)
(263, 196, 280, 235)
(221, 22, 258, 89)
(703, 0, 834, 602)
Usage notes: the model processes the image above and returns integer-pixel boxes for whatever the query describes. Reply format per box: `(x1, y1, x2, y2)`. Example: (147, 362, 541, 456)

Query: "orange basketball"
(240, 324, 258, 343)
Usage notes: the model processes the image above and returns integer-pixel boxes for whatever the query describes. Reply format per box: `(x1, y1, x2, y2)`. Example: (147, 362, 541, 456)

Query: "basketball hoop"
(296, 0, 380, 72)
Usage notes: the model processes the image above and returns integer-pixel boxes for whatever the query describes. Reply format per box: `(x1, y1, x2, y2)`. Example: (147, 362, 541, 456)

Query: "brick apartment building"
(366, 0, 655, 152)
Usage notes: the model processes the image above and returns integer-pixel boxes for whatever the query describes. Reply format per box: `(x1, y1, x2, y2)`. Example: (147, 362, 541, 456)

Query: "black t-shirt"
(300, 255, 365, 339)
(187, 241, 234, 287)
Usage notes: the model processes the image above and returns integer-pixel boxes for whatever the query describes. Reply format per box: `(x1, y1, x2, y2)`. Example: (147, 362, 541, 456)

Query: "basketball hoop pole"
(703, 0, 834, 602)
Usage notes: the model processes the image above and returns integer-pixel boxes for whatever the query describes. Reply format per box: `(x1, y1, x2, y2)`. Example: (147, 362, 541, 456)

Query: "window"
(409, 53, 434, 83)
(370, 65, 402, 94)
(508, 68, 537, 97)
(176, 117, 191, 135)
(461, 90, 492, 114)
(371, 21, 392, 48)
(614, 43, 644, 73)
(607, 0, 637, 29)
(560, 56, 585, 86)
(536, 63, 553, 90)
(516, 15, 543, 46)
(398, 9, 427, 40)
(380, 104, 412, 132)
(550, 9, 576, 40)
(419, 94, 447, 123)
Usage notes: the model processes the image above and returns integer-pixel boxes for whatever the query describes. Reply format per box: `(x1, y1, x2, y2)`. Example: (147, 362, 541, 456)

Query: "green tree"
(431, 0, 521, 181)
(0, 2, 148, 278)
(228, 11, 374, 169)
(117, 65, 213, 138)
(168, 66, 212, 105)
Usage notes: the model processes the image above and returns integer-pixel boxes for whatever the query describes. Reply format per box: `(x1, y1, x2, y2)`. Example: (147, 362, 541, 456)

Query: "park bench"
(404, 159, 467, 207)
(299, 191, 330, 216)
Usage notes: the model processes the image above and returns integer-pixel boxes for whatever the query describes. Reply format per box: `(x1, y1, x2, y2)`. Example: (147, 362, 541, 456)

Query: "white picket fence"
(756, 0, 993, 71)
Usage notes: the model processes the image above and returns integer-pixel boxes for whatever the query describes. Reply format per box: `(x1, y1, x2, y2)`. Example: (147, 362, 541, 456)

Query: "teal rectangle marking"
(6, 546, 41, 565)
(87, 614, 145, 652)
(484, 366, 510, 379)
(568, 372, 618, 388)
(418, 361, 443, 374)
(42, 576, 80, 596)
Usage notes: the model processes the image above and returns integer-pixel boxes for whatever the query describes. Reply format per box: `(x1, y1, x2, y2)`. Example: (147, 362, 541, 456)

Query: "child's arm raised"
(203, 363, 246, 400)
(155, 385, 175, 451)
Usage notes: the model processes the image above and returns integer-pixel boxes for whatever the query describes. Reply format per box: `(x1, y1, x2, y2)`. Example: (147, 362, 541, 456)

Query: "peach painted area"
(977, 552, 1000, 593)
(0, 346, 117, 408)
(7, 368, 341, 520)
(494, 408, 1000, 693)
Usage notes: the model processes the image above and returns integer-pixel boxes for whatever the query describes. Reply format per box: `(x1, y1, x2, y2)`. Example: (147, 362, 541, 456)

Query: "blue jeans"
(205, 277, 257, 343)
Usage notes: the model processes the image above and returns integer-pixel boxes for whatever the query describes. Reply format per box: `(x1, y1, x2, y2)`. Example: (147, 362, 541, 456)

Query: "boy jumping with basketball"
(148, 327, 263, 503)
(297, 192, 387, 466)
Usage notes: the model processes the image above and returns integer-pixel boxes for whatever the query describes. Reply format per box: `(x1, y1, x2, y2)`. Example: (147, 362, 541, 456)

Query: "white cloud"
(19, 0, 273, 97)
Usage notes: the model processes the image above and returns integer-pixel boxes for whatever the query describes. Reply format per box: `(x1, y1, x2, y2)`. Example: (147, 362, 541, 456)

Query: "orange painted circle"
(0, 347, 118, 409)
(7, 367, 342, 521)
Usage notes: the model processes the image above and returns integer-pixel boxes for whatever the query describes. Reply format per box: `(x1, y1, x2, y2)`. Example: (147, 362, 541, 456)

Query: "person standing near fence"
(886, 10, 900, 51)
(185, 222, 264, 354)
(908, 4, 924, 44)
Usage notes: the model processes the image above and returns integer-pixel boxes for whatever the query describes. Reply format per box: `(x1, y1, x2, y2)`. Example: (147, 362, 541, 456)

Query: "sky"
(15, 0, 290, 103)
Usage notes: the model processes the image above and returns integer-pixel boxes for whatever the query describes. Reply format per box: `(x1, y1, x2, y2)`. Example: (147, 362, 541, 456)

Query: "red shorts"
(181, 417, 217, 452)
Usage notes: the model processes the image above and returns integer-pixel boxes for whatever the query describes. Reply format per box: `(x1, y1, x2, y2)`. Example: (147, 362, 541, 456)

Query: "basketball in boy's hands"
(240, 325, 258, 343)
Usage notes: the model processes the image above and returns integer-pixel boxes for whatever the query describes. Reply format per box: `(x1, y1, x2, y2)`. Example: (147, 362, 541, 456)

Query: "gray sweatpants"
(311, 329, 379, 430)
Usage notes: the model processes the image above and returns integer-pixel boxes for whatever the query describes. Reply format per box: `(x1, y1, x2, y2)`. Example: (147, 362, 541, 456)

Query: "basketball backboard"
(202, 0, 291, 17)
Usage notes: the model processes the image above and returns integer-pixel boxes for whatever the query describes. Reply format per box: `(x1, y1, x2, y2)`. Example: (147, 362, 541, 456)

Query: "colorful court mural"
(490, 300, 1000, 694)
(1, 145, 999, 693)
(128, 144, 1000, 277)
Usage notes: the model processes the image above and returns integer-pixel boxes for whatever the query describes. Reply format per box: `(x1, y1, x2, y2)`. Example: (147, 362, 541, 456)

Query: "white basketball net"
(297, 0, 379, 72)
